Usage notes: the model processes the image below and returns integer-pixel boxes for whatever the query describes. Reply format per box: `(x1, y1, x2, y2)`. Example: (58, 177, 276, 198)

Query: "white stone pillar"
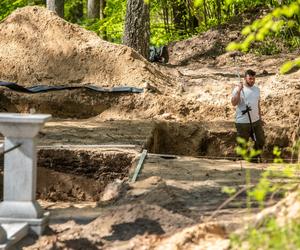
(0, 113, 51, 235)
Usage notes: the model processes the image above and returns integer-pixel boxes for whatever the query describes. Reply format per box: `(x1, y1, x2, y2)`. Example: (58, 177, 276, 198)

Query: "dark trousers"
(235, 120, 265, 151)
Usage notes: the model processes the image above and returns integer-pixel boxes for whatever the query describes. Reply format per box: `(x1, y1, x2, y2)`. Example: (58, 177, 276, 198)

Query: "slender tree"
(87, 0, 100, 18)
(47, 0, 64, 18)
(172, 0, 187, 34)
(100, 0, 106, 20)
(123, 0, 150, 59)
(216, 0, 221, 25)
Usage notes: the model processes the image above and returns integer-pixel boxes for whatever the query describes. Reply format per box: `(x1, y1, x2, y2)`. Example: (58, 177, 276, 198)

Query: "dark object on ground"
(229, 51, 244, 58)
(149, 46, 169, 63)
(0, 81, 144, 94)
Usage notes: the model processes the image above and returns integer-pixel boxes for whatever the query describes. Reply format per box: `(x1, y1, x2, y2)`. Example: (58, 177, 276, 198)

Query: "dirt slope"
(0, 6, 172, 91)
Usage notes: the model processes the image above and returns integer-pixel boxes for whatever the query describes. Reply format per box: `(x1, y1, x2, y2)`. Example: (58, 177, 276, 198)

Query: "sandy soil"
(0, 7, 173, 91)
(0, 6, 299, 250)
(17, 156, 298, 250)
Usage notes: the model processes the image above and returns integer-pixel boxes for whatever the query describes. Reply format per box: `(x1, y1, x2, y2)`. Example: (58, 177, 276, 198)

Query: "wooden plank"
(131, 149, 148, 182)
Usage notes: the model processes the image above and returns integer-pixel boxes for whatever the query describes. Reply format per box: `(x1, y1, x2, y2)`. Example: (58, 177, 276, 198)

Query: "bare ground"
(0, 6, 299, 250)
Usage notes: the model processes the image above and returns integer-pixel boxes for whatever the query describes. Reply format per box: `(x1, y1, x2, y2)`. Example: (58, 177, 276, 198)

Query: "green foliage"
(273, 146, 283, 163)
(247, 170, 275, 207)
(222, 186, 237, 195)
(235, 137, 262, 162)
(230, 140, 300, 249)
(231, 217, 300, 250)
(280, 57, 300, 74)
(226, 0, 300, 73)
(0, 0, 27, 21)
(253, 39, 282, 55)
(65, 0, 84, 23)
(98, 0, 126, 42)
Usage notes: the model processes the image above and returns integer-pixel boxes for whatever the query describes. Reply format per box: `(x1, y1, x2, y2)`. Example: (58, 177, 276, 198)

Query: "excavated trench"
(0, 122, 239, 203)
(0, 91, 295, 203)
(150, 121, 237, 157)
(25, 121, 237, 202)
(35, 149, 136, 202)
(31, 121, 292, 203)
(0, 90, 130, 119)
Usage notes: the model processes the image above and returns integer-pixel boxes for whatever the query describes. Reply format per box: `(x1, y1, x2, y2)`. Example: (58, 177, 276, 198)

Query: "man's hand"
(231, 83, 243, 106)
(237, 82, 243, 93)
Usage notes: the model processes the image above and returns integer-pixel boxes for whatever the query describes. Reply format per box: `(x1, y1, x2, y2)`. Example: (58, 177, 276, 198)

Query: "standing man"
(231, 69, 265, 159)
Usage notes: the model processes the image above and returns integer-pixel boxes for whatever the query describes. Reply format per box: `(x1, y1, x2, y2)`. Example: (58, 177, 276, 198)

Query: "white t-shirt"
(232, 84, 260, 124)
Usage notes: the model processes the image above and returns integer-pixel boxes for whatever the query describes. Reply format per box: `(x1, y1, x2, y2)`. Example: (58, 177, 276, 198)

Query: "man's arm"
(258, 99, 261, 118)
(231, 83, 243, 106)
(258, 99, 265, 125)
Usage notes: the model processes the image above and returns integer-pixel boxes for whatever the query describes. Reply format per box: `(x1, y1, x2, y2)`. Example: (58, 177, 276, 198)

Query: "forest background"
(2, 0, 300, 58)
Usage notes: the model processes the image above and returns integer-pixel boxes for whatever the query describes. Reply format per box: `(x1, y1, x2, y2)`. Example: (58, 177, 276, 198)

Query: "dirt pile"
(167, 6, 272, 66)
(23, 203, 195, 249)
(148, 223, 229, 250)
(84, 202, 194, 239)
(0, 6, 172, 91)
(168, 29, 239, 65)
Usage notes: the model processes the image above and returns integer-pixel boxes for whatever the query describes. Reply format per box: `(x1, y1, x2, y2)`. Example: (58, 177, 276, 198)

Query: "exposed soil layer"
(0, 149, 136, 202)
(38, 119, 296, 160)
(0, 89, 134, 119)
(38, 119, 157, 149)
(37, 149, 136, 202)
(18, 157, 293, 250)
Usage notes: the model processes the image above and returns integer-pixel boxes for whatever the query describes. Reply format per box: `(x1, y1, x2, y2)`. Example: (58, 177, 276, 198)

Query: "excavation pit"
(151, 121, 237, 157)
(0, 120, 237, 204)
(37, 148, 136, 202)
(0, 117, 294, 205)
(0, 148, 136, 202)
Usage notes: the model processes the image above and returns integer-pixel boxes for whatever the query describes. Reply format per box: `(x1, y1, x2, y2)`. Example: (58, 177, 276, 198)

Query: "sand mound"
(168, 29, 239, 65)
(84, 203, 194, 239)
(0, 6, 172, 90)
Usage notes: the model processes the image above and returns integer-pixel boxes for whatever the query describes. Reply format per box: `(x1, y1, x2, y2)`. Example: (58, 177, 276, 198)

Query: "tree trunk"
(162, 0, 170, 34)
(123, 0, 150, 59)
(203, 0, 208, 27)
(99, 0, 107, 40)
(172, 0, 187, 34)
(47, 0, 64, 18)
(186, 0, 199, 32)
(100, 0, 106, 20)
(87, 0, 100, 18)
(216, 0, 221, 25)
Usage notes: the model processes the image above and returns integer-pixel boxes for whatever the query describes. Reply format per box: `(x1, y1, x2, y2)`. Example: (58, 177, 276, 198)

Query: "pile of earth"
(24, 174, 300, 249)
(0, 6, 172, 91)
(167, 5, 272, 65)
(20, 203, 195, 249)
